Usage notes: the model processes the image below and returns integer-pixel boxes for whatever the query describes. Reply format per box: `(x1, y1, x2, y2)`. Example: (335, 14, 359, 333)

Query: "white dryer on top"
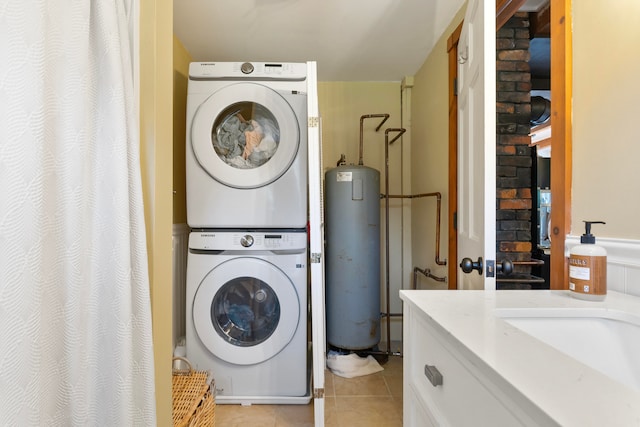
(186, 62, 308, 229)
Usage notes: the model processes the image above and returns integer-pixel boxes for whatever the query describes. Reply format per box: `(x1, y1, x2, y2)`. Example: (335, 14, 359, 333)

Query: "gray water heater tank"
(325, 165, 381, 350)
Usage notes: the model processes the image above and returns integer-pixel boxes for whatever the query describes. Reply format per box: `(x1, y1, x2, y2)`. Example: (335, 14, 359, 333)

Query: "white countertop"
(399, 290, 640, 426)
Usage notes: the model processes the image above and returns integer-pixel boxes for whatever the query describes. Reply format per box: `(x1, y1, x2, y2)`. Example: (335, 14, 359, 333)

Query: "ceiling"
(174, 0, 549, 82)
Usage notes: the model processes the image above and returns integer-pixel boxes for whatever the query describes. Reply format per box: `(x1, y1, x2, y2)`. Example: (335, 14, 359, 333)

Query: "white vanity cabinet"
(401, 292, 557, 427)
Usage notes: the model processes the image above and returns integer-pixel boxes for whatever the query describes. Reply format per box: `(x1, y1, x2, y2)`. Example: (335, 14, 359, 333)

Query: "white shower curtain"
(0, 1, 157, 425)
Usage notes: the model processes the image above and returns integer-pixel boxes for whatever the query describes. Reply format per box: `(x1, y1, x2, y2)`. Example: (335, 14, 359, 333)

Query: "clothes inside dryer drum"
(211, 276, 281, 347)
(212, 102, 280, 169)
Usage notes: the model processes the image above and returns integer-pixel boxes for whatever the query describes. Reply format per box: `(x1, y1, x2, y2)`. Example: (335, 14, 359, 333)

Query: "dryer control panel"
(189, 231, 307, 251)
(189, 62, 307, 81)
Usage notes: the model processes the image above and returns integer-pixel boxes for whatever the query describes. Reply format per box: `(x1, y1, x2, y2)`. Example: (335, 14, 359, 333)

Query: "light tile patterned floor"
(214, 355, 403, 426)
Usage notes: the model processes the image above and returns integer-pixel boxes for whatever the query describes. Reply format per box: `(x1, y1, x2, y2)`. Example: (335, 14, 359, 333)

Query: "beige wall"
(318, 82, 401, 171)
(318, 82, 407, 340)
(572, 1, 640, 239)
(139, 0, 173, 424)
(173, 36, 192, 224)
(410, 6, 466, 288)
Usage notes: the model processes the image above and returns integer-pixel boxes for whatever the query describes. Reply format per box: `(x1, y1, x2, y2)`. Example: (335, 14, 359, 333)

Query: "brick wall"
(496, 12, 533, 277)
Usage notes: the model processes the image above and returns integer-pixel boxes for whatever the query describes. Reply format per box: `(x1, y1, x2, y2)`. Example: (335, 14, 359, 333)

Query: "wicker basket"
(172, 357, 215, 427)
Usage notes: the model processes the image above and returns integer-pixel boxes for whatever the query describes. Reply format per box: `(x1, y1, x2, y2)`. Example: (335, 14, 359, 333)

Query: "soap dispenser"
(569, 221, 607, 300)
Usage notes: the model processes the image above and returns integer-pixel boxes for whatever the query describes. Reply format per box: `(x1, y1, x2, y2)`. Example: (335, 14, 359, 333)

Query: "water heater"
(325, 165, 380, 350)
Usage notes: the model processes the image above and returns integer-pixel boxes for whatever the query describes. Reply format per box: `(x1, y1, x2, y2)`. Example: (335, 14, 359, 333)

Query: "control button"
(240, 62, 254, 74)
(240, 235, 254, 247)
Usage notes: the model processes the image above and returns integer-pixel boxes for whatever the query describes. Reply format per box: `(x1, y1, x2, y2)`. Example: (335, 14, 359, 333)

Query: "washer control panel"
(190, 231, 307, 251)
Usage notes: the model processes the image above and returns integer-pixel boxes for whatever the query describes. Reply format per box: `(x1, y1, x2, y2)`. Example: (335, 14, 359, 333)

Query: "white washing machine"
(186, 230, 310, 404)
(186, 62, 308, 229)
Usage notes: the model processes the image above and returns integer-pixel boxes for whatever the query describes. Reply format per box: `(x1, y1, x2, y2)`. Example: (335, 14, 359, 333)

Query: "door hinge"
(313, 388, 325, 399)
(310, 252, 322, 263)
(308, 116, 319, 128)
(454, 77, 458, 96)
(453, 211, 457, 230)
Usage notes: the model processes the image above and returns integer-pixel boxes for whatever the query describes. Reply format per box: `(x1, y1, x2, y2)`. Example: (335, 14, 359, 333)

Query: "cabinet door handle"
(424, 364, 443, 387)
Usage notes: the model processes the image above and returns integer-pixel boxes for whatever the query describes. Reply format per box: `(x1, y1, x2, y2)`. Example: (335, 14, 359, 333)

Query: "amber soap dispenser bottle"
(569, 221, 607, 300)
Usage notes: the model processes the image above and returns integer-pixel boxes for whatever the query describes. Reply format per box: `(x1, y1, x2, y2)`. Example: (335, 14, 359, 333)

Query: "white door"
(192, 257, 300, 365)
(457, 0, 496, 290)
(191, 83, 301, 188)
(306, 62, 326, 426)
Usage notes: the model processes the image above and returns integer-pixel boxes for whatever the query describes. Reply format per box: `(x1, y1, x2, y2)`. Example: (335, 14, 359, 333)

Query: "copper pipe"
(412, 267, 447, 289)
(384, 192, 447, 266)
(359, 114, 390, 165)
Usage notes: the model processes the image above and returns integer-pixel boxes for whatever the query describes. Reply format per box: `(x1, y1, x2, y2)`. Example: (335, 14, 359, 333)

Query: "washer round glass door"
(191, 82, 300, 189)
(193, 257, 300, 365)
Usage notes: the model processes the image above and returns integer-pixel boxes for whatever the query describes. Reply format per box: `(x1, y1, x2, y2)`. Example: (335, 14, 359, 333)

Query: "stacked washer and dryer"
(185, 62, 310, 404)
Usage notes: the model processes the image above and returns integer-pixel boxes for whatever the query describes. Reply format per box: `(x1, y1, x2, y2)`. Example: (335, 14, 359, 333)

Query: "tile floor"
(214, 355, 403, 426)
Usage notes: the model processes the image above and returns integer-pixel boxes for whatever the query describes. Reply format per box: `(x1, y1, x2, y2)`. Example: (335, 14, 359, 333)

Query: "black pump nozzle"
(581, 220, 605, 244)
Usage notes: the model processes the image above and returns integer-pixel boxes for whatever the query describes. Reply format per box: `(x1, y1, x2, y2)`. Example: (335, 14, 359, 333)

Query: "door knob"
(460, 257, 483, 275)
(497, 259, 513, 275)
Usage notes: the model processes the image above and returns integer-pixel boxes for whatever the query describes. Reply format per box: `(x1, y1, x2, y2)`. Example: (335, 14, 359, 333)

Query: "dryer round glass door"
(192, 257, 300, 365)
(191, 82, 300, 189)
